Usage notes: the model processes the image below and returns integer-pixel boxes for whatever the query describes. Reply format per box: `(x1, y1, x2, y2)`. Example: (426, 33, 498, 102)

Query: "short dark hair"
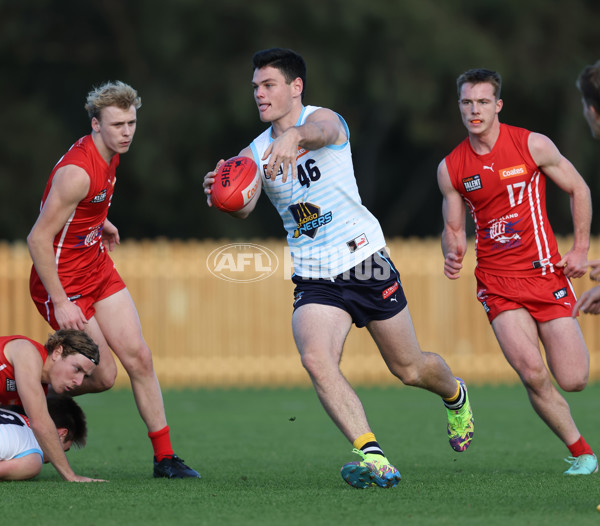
(1, 395, 88, 448)
(252, 48, 307, 100)
(45, 329, 100, 366)
(577, 60, 600, 113)
(457, 68, 502, 99)
(47, 394, 87, 448)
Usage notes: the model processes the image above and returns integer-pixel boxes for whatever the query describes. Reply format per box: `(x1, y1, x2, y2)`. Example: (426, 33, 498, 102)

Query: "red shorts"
(30, 252, 126, 330)
(475, 268, 576, 323)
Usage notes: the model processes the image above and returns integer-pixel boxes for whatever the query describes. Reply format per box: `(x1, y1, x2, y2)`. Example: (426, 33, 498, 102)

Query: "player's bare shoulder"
(527, 132, 561, 167)
(51, 164, 92, 202)
(306, 107, 347, 146)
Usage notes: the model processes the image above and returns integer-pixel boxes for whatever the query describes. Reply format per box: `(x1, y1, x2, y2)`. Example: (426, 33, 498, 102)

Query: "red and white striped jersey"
(445, 123, 560, 277)
(31, 134, 118, 281)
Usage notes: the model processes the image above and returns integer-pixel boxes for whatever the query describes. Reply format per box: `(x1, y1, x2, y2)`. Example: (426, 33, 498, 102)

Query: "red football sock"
(148, 425, 174, 462)
(567, 435, 594, 457)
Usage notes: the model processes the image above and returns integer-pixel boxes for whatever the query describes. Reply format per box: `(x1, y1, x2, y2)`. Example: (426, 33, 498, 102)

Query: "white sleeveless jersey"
(250, 105, 386, 278)
(0, 408, 43, 461)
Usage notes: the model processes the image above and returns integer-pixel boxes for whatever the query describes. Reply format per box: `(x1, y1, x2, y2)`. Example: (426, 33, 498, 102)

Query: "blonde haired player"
(27, 81, 199, 479)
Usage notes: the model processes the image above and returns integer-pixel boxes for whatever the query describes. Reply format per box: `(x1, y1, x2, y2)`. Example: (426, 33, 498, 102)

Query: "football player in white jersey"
(204, 48, 474, 488)
(0, 395, 87, 481)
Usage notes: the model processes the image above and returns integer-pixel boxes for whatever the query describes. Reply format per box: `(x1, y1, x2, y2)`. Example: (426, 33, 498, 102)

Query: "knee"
(300, 348, 334, 381)
(120, 343, 155, 376)
(388, 362, 421, 387)
(93, 364, 117, 392)
(518, 364, 551, 392)
(557, 374, 588, 393)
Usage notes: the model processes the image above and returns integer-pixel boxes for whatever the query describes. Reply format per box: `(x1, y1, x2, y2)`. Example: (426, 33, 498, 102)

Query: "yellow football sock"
(443, 378, 461, 403)
(353, 432, 377, 451)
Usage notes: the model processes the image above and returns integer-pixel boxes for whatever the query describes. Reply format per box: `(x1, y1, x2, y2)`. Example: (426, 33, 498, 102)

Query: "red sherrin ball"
(211, 156, 260, 212)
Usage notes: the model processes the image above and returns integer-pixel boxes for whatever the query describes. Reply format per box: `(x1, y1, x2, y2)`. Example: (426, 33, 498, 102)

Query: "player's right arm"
(528, 132, 591, 278)
(6, 339, 104, 482)
(27, 166, 91, 330)
(438, 159, 467, 280)
(202, 147, 262, 219)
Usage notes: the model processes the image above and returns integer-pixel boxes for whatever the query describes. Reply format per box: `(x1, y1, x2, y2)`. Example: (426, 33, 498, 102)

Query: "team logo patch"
(289, 202, 332, 239)
(262, 164, 284, 179)
(483, 215, 523, 250)
(532, 258, 551, 269)
(90, 189, 107, 203)
(462, 174, 482, 192)
(6, 378, 16, 392)
(347, 234, 369, 253)
(74, 224, 103, 248)
(293, 291, 304, 305)
(499, 164, 527, 179)
(553, 287, 568, 301)
(477, 288, 490, 313)
(382, 281, 399, 300)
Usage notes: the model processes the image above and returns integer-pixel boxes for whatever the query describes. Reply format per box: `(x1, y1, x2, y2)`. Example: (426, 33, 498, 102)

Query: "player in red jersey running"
(573, 60, 600, 313)
(27, 81, 200, 479)
(438, 68, 597, 475)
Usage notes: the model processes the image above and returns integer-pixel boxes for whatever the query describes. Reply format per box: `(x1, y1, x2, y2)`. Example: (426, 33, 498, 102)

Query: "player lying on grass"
(0, 394, 87, 481)
(0, 329, 104, 481)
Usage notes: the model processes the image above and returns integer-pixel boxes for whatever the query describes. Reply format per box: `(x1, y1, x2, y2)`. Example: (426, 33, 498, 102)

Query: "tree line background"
(1, 0, 599, 242)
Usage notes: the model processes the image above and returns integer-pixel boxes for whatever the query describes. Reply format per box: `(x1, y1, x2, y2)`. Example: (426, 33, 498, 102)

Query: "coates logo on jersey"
(296, 146, 309, 160)
(462, 174, 482, 192)
(289, 202, 332, 239)
(499, 164, 527, 180)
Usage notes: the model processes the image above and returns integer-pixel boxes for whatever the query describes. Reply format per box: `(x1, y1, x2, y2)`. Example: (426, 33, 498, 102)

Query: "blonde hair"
(84, 80, 142, 121)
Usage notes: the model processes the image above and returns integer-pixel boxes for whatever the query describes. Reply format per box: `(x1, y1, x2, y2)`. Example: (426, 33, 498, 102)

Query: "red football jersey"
(445, 123, 560, 277)
(0, 336, 49, 407)
(30, 134, 119, 281)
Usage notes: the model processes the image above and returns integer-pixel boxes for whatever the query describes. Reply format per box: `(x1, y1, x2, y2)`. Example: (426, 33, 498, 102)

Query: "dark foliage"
(1, 0, 599, 241)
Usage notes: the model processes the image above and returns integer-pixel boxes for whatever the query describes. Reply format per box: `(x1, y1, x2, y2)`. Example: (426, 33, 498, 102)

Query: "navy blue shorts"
(291, 250, 408, 328)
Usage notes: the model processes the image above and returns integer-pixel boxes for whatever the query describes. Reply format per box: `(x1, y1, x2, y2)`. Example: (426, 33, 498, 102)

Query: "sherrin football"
(211, 156, 260, 212)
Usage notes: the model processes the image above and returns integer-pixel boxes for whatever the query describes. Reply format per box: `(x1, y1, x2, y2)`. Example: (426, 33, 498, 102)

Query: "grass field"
(1, 383, 599, 526)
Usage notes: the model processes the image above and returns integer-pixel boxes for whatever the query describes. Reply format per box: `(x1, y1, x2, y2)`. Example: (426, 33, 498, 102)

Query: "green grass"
(2, 384, 600, 526)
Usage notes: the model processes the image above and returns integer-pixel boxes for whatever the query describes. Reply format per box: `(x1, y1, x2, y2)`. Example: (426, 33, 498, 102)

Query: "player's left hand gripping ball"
(211, 156, 260, 212)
